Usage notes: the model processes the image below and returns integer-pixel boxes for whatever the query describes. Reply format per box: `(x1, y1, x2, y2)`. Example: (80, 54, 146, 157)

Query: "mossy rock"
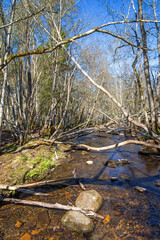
(139, 140, 160, 155)
(56, 143, 71, 152)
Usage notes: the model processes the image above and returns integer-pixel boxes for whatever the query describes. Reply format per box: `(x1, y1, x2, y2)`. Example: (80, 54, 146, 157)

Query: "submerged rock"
(105, 160, 118, 168)
(119, 172, 130, 181)
(61, 210, 94, 233)
(118, 159, 131, 165)
(90, 232, 106, 240)
(110, 176, 118, 181)
(155, 179, 160, 187)
(134, 186, 147, 193)
(75, 190, 102, 212)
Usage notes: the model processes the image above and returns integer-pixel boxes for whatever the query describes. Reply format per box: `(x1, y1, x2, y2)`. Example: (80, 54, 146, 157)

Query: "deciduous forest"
(0, 0, 160, 144)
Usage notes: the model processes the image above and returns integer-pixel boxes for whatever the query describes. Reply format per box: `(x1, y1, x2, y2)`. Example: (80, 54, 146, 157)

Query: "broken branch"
(0, 185, 48, 196)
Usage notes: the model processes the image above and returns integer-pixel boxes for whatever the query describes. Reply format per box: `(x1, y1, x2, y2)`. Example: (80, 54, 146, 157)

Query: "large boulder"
(61, 210, 94, 233)
(75, 190, 102, 212)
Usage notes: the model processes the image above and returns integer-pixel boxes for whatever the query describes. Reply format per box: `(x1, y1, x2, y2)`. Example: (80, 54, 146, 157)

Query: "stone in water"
(61, 210, 94, 233)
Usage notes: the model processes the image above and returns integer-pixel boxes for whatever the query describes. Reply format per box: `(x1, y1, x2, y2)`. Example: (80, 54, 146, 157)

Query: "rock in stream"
(61, 190, 102, 233)
(61, 210, 94, 233)
(75, 190, 102, 212)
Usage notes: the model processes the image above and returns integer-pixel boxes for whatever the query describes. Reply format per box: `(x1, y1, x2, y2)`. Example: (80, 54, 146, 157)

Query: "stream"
(0, 133, 160, 239)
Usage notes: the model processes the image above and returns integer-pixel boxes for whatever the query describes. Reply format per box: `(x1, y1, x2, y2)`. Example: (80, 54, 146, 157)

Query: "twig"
(72, 169, 86, 191)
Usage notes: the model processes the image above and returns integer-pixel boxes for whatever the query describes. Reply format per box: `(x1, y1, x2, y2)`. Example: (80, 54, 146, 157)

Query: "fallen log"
(78, 140, 160, 151)
(0, 197, 104, 219)
(0, 185, 48, 196)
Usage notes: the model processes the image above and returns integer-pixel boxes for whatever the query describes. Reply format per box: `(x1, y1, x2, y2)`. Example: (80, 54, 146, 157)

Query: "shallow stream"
(0, 133, 160, 239)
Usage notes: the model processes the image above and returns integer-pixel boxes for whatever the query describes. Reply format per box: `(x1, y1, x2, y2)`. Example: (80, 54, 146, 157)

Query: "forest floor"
(0, 130, 68, 189)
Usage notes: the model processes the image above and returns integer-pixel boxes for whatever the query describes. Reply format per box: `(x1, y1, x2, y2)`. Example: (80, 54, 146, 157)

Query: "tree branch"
(0, 7, 46, 30)
(1, 19, 160, 71)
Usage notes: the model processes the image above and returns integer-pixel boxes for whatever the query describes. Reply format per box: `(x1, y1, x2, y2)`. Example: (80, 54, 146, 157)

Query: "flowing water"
(0, 133, 160, 239)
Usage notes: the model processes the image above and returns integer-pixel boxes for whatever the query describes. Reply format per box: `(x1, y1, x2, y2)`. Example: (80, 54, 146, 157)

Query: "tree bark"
(153, 0, 160, 128)
(138, 0, 156, 131)
(0, 0, 16, 141)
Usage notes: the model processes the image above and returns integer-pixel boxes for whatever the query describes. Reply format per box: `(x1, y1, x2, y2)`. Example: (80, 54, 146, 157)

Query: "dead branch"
(0, 197, 104, 219)
(0, 185, 48, 196)
(78, 140, 160, 151)
(0, 177, 81, 190)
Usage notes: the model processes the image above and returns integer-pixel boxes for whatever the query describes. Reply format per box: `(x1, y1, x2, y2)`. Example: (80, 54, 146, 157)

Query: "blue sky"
(72, 0, 160, 76)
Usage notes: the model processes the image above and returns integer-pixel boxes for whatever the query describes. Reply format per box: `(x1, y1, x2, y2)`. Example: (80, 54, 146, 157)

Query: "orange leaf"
(103, 215, 110, 224)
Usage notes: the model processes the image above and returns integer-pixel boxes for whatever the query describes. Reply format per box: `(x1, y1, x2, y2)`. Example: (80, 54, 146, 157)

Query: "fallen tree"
(78, 140, 160, 151)
(0, 197, 104, 219)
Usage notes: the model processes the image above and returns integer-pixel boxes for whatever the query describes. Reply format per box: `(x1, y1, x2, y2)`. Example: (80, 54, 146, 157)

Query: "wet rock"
(119, 172, 130, 181)
(86, 160, 93, 165)
(105, 160, 118, 168)
(61, 210, 94, 233)
(134, 186, 147, 192)
(155, 179, 160, 187)
(110, 177, 118, 182)
(138, 140, 160, 155)
(118, 159, 131, 165)
(75, 190, 102, 212)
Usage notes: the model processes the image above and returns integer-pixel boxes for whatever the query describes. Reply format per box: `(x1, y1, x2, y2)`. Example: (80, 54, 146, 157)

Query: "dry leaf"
(103, 214, 110, 224)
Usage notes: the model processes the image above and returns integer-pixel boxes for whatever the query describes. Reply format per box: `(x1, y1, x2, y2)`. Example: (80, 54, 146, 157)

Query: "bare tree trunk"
(138, 0, 156, 131)
(0, 0, 16, 142)
(132, 49, 150, 127)
(153, 0, 160, 128)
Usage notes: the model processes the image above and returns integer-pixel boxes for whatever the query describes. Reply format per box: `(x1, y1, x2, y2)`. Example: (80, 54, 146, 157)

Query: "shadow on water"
(0, 133, 160, 239)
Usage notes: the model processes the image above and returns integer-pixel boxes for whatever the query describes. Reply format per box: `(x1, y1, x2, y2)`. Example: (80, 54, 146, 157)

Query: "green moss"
(1, 140, 66, 185)
(24, 159, 57, 181)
